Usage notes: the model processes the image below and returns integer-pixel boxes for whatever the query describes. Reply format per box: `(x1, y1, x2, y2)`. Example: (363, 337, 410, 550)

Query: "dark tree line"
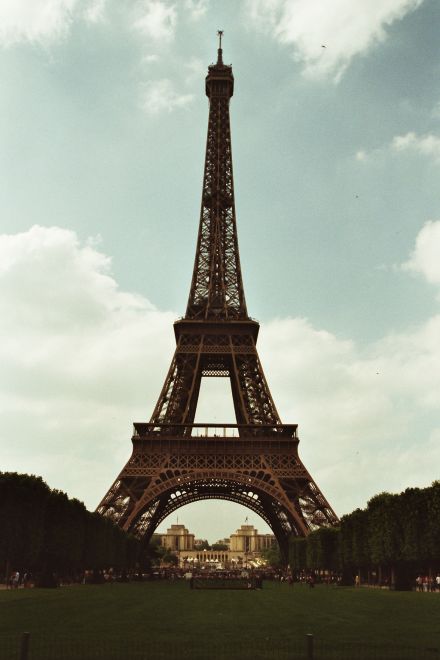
(0, 472, 142, 583)
(3, 472, 439, 589)
(289, 482, 440, 589)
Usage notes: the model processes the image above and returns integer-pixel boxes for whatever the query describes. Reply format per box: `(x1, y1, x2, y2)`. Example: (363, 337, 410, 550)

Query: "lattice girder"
(97, 427, 339, 555)
(186, 59, 246, 320)
(150, 321, 280, 427)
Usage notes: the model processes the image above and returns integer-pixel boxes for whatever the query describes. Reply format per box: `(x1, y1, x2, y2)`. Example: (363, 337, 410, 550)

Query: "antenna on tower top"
(217, 29, 224, 64)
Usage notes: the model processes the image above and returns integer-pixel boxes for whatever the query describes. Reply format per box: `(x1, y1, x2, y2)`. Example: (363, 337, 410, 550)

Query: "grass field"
(1, 581, 440, 659)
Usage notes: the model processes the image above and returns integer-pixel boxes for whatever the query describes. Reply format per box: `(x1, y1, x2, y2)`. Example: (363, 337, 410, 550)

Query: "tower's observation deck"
(205, 48, 234, 98)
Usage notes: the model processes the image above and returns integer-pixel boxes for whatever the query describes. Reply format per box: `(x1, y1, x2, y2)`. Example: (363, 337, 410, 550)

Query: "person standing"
(12, 571, 20, 589)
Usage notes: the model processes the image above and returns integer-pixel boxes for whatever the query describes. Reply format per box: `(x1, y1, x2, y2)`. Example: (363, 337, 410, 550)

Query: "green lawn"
(1, 581, 439, 659)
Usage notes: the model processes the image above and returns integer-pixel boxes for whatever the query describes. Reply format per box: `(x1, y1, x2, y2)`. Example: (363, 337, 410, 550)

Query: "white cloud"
(258, 313, 440, 513)
(0, 0, 105, 46)
(133, 4, 203, 115)
(84, 0, 106, 23)
(245, 0, 423, 80)
(431, 102, 440, 120)
(392, 132, 440, 162)
(142, 53, 160, 64)
(356, 131, 440, 164)
(140, 78, 193, 114)
(402, 220, 440, 289)
(134, 0, 177, 42)
(356, 150, 368, 161)
(185, 57, 205, 83)
(0, 226, 174, 507)
(185, 0, 208, 21)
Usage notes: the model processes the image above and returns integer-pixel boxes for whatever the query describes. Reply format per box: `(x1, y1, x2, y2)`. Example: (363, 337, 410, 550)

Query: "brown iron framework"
(97, 37, 338, 558)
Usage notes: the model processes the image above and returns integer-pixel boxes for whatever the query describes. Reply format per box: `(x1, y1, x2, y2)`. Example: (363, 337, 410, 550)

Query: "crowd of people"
(2, 567, 303, 588)
(4, 567, 440, 591)
(415, 575, 440, 592)
(5, 571, 33, 589)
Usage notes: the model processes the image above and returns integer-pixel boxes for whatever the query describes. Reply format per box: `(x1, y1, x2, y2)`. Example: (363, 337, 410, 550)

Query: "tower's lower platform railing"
(132, 422, 298, 440)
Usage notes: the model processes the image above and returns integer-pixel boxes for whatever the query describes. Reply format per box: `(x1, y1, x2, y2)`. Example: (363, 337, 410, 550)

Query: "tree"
(40, 491, 86, 573)
(0, 472, 50, 574)
(341, 508, 369, 569)
(211, 543, 228, 551)
(400, 487, 428, 563)
(289, 537, 307, 572)
(0, 472, 142, 583)
(367, 493, 403, 567)
(161, 551, 178, 566)
(142, 538, 163, 569)
(262, 545, 283, 569)
(426, 482, 440, 562)
(305, 527, 340, 572)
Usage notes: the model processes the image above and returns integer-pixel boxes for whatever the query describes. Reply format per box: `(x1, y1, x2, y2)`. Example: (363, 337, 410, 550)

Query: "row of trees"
(0, 472, 142, 581)
(289, 482, 440, 588)
(3, 472, 439, 588)
(191, 540, 228, 551)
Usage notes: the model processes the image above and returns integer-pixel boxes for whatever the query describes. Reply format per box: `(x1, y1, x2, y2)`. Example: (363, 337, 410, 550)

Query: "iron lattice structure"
(97, 42, 338, 557)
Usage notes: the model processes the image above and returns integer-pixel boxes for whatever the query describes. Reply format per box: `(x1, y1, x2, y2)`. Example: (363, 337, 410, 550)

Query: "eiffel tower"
(97, 35, 338, 558)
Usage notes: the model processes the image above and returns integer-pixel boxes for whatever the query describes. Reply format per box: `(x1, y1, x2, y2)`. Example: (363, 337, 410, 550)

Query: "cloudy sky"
(1, 0, 440, 541)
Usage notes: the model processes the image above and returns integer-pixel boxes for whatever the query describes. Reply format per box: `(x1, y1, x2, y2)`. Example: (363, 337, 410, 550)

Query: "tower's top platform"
(206, 30, 234, 98)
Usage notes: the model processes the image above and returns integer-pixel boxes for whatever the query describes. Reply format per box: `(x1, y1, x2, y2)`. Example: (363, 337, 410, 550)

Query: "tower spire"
(217, 29, 224, 65)
(186, 30, 239, 320)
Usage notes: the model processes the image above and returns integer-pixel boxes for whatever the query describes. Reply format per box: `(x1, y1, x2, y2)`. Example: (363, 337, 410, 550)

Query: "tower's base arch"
(97, 423, 338, 560)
